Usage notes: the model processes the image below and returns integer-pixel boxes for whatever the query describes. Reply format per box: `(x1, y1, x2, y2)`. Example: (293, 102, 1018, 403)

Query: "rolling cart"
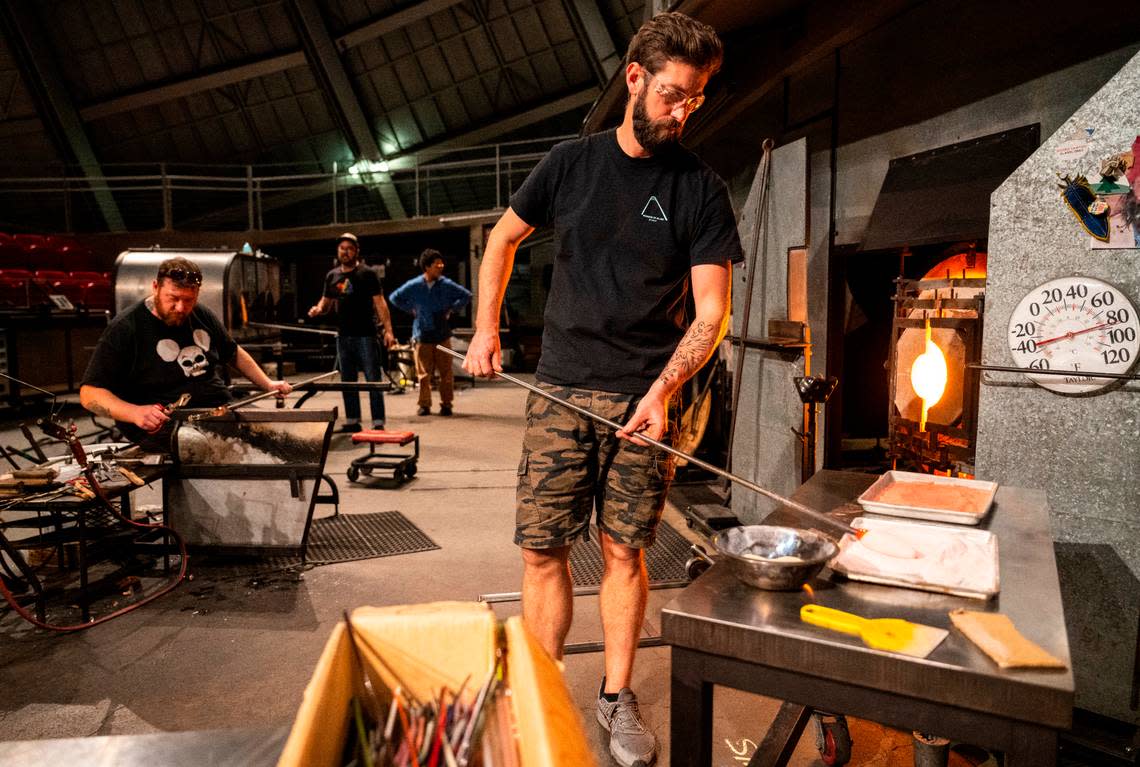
(347, 430, 419, 484)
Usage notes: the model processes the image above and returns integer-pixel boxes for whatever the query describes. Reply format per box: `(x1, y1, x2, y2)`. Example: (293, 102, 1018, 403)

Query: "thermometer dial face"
(1007, 275, 1140, 394)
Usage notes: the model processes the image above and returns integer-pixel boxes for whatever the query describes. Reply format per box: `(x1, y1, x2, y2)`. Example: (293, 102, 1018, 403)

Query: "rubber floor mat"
(569, 521, 691, 588)
(302, 510, 439, 564)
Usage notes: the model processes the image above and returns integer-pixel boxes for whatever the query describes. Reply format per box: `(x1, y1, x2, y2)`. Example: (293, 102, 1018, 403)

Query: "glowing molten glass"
(911, 321, 947, 431)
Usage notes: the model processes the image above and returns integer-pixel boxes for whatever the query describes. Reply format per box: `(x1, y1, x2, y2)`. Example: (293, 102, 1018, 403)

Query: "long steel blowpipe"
(171, 370, 340, 421)
(439, 346, 859, 539)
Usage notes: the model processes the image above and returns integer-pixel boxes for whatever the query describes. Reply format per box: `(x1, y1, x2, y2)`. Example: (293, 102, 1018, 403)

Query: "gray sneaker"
(596, 684, 657, 767)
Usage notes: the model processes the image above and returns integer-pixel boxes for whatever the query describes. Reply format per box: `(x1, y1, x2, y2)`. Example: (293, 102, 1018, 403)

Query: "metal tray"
(830, 516, 1000, 600)
(857, 470, 998, 525)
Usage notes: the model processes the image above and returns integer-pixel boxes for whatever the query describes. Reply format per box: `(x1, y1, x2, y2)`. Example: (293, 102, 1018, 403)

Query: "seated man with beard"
(80, 257, 291, 449)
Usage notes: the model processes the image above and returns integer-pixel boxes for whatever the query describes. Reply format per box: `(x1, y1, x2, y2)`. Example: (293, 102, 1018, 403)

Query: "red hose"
(0, 462, 188, 632)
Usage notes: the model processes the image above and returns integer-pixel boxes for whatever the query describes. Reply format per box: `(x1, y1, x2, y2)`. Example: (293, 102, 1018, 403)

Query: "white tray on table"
(830, 516, 1000, 600)
(857, 470, 998, 525)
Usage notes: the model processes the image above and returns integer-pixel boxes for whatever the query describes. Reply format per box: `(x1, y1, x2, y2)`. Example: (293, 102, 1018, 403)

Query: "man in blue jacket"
(389, 249, 472, 416)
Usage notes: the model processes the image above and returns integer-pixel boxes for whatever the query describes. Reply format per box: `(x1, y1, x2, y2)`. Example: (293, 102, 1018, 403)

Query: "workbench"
(0, 461, 169, 622)
(663, 469, 1073, 767)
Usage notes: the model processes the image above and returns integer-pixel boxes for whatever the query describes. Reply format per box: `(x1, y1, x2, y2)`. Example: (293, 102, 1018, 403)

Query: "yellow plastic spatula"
(800, 604, 948, 658)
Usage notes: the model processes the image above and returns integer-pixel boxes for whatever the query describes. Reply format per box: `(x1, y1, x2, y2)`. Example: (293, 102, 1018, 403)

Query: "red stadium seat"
(79, 279, 113, 311)
(58, 241, 98, 271)
(0, 236, 26, 268)
(13, 234, 52, 256)
(0, 278, 30, 308)
(34, 269, 70, 284)
(53, 277, 88, 306)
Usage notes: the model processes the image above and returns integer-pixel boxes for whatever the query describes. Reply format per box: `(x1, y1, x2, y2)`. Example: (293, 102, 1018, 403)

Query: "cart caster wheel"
(393, 469, 405, 483)
(405, 462, 417, 478)
(361, 467, 373, 476)
(346, 466, 360, 482)
(813, 713, 852, 766)
(685, 556, 711, 580)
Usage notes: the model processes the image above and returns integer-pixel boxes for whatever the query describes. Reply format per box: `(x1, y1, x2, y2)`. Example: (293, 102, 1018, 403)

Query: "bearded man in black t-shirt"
(80, 257, 291, 448)
(308, 233, 397, 432)
(463, 12, 742, 767)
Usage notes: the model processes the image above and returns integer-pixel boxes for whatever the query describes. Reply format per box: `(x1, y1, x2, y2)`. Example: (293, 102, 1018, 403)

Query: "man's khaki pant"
(414, 339, 454, 409)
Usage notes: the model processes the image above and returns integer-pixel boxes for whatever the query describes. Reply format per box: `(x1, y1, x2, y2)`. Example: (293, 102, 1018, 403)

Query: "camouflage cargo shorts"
(515, 383, 677, 550)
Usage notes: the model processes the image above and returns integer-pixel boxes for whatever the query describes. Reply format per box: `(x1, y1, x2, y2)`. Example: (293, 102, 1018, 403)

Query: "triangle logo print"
(641, 196, 668, 222)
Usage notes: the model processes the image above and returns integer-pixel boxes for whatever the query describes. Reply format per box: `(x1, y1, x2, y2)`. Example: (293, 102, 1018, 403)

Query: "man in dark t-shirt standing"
(308, 233, 396, 432)
(464, 13, 742, 767)
(80, 257, 291, 449)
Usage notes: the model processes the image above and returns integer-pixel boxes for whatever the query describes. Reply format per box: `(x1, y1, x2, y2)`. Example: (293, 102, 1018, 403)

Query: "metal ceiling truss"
(464, 0, 524, 107)
(685, 0, 919, 144)
(80, 0, 467, 123)
(1, 0, 616, 229)
(559, 0, 620, 85)
(174, 85, 593, 229)
(286, 0, 406, 218)
(0, 0, 124, 231)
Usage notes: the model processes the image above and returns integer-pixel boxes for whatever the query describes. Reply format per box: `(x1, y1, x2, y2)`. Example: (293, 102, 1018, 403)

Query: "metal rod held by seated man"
(170, 370, 339, 421)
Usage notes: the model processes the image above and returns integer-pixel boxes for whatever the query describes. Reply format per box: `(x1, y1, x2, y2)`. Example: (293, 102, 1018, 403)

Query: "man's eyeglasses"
(159, 268, 203, 287)
(645, 70, 705, 115)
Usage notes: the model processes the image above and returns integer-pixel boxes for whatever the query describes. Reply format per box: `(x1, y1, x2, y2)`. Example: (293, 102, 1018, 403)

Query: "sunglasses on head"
(159, 268, 203, 286)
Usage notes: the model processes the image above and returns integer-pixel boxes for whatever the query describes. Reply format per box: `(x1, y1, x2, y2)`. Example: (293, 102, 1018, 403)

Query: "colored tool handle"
(800, 604, 867, 637)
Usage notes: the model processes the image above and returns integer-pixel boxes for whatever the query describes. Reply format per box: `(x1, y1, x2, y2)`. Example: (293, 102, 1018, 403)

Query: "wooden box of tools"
(278, 601, 595, 767)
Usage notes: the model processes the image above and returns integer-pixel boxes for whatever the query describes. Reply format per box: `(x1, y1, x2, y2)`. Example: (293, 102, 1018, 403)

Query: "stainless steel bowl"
(712, 525, 838, 591)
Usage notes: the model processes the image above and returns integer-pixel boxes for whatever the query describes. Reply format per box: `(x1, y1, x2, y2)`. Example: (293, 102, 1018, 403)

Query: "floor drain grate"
(569, 521, 691, 588)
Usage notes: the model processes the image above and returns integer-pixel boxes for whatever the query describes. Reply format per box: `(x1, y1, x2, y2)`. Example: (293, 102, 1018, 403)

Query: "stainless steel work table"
(663, 470, 1073, 767)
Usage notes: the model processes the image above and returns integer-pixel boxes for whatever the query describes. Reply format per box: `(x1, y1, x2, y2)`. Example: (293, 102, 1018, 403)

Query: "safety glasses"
(645, 70, 705, 115)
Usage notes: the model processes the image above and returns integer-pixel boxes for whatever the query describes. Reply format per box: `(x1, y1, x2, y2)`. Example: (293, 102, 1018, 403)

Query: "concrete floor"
(0, 377, 993, 766)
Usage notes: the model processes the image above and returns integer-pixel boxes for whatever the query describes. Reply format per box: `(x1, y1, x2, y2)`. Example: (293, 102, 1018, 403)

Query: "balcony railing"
(0, 135, 571, 233)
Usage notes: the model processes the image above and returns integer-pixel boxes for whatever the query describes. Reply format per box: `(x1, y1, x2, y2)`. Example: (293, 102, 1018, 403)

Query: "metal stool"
(347, 430, 419, 484)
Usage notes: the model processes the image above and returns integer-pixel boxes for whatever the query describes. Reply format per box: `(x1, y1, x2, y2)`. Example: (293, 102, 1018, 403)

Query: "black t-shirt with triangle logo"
(509, 129, 743, 394)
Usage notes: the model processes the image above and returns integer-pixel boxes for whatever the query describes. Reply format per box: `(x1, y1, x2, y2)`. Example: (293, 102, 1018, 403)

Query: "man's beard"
(150, 296, 188, 326)
(632, 88, 682, 153)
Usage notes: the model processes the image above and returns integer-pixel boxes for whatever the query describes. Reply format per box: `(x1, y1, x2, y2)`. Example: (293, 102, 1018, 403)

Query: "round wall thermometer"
(1007, 275, 1140, 394)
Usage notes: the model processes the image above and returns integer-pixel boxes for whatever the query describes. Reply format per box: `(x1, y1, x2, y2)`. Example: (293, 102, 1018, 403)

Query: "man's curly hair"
(625, 12, 723, 76)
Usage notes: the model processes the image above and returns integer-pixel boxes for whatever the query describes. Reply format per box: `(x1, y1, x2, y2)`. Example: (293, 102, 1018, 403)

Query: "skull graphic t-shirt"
(81, 299, 238, 442)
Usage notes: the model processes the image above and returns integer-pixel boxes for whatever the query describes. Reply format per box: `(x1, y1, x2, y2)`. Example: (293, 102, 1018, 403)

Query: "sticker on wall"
(1089, 136, 1139, 249)
(1057, 173, 1110, 242)
(1054, 127, 1094, 163)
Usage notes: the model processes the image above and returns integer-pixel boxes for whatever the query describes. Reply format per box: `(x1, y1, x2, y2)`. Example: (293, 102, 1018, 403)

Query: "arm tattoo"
(88, 401, 112, 418)
(656, 319, 719, 392)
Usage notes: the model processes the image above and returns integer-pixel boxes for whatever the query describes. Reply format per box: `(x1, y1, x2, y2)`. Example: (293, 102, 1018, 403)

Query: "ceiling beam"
(0, 116, 41, 140)
(175, 87, 596, 228)
(78, 0, 465, 123)
(338, 0, 466, 49)
(80, 53, 307, 122)
(685, 0, 922, 144)
(644, 0, 670, 22)
(286, 0, 405, 218)
(560, 0, 622, 85)
(583, 0, 921, 137)
(0, 0, 124, 231)
(389, 86, 597, 167)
